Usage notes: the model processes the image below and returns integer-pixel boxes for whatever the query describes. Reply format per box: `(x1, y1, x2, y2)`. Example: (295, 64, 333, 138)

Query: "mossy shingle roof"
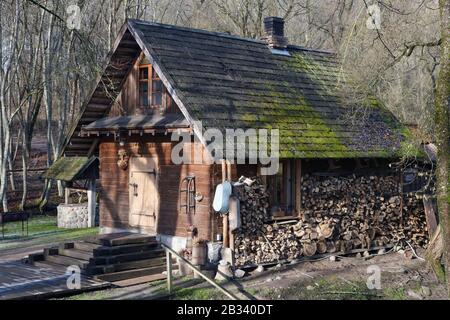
(42, 157, 98, 182)
(66, 20, 409, 159)
(126, 20, 407, 158)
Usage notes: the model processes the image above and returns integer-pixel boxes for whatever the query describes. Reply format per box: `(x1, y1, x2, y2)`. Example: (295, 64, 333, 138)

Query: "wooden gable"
(109, 53, 179, 117)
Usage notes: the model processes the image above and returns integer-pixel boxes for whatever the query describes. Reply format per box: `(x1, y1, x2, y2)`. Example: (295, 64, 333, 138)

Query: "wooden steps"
(95, 265, 166, 282)
(112, 274, 167, 288)
(45, 254, 90, 269)
(92, 242, 160, 257)
(89, 249, 165, 265)
(74, 241, 101, 252)
(94, 233, 157, 247)
(86, 257, 166, 275)
(25, 232, 168, 286)
(59, 248, 93, 261)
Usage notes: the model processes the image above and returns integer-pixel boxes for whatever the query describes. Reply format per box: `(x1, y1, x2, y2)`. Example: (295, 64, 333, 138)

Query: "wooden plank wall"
(99, 137, 220, 240)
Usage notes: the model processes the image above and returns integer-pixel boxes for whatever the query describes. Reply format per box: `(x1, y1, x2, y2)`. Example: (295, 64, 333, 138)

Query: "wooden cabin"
(48, 17, 411, 250)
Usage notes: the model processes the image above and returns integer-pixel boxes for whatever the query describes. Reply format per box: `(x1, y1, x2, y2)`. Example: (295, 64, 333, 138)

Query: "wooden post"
(228, 196, 239, 267)
(65, 187, 70, 205)
(221, 160, 226, 183)
(87, 180, 96, 228)
(166, 251, 172, 294)
(295, 159, 302, 215)
(221, 160, 229, 248)
(226, 160, 232, 180)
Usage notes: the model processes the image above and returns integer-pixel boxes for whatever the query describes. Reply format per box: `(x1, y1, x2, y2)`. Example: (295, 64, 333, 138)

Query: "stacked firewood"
(400, 192, 428, 247)
(233, 177, 271, 233)
(234, 174, 428, 266)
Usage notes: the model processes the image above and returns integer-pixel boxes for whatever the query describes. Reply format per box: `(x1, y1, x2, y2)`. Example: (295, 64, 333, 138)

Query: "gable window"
(138, 63, 174, 113)
(139, 66, 150, 106)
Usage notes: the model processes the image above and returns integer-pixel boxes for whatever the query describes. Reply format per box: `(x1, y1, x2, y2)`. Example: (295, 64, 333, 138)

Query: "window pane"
(152, 93, 162, 106)
(139, 67, 149, 80)
(139, 83, 149, 106)
(152, 80, 163, 92)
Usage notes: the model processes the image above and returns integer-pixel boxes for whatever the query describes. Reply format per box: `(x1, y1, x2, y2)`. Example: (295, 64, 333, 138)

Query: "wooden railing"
(161, 243, 239, 300)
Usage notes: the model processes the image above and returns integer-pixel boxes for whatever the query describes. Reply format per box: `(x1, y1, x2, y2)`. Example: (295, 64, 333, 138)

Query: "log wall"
(98, 136, 219, 240)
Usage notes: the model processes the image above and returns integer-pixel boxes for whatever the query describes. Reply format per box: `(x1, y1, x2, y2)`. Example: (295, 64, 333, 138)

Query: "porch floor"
(0, 261, 109, 300)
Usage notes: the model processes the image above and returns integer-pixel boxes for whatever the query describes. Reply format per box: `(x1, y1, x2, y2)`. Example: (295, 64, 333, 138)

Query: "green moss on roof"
(42, 157, 94, 182)
(70, 21, 408, 160)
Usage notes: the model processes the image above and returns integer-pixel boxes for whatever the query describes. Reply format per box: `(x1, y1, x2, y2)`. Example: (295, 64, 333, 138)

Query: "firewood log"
(233, 174, 429, 267)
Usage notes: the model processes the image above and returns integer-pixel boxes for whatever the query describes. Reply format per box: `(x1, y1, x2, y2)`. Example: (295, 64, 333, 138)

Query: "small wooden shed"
(45, 17, 412, 246)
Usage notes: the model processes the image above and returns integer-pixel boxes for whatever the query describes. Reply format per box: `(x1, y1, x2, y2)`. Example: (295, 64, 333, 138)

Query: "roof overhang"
(80, 114, 191, 137)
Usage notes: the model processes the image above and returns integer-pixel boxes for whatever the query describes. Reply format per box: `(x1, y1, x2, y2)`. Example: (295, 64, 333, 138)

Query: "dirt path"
(60, 251, 447, 300)
(236, 251, 446, 300)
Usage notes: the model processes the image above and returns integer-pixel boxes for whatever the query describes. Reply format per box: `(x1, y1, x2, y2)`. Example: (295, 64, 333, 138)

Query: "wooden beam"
(295, 159, 302, 214)
(65, 187, 71, 205)
(87, 139, 100, 158)
(87, 180, 97, 228)
(166, 251, 172, 293)
(6, 168, 48, 173)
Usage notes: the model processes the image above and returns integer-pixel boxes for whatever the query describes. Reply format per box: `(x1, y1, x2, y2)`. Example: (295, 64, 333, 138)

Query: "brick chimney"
(262, 17, 288, 49)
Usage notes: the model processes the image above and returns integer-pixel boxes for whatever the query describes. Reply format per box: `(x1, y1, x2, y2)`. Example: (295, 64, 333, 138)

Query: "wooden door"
(129, 157, 159, 229)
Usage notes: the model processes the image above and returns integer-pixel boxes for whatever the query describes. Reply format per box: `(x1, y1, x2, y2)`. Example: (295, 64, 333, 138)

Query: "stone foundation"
(57, 204, 89, 229)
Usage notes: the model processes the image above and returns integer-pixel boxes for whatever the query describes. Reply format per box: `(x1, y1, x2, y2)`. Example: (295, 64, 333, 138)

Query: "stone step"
(93, 242, 160, 257)
(89, 248, 165, 266)
(46, 254, 90, 269)
(94, 265, 166, 282)
(59, 249, 93, 261)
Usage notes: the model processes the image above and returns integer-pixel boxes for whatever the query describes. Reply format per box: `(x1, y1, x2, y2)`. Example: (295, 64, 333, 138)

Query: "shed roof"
(82, 114, 189, 132)
(41, 157, 98, 182)
(64, 19, 411, 159)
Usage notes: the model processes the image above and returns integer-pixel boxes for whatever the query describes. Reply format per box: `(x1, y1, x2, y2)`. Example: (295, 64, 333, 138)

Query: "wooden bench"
(0, 211, 30, 239)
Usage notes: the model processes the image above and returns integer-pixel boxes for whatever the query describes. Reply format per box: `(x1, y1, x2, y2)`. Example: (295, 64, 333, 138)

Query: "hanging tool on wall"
(180, 176, 196, 215)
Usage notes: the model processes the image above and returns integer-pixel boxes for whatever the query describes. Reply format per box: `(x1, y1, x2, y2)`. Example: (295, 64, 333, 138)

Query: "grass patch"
(0, 215, 98, 251)
(2, 215, 57, 236)
(60, 289, 116, 300)
(383, 288, 406, 300)
(173, 287, 227, 300)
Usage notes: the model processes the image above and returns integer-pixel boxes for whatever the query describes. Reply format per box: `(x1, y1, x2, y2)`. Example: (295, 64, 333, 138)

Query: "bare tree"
(434, 0, 449, 294)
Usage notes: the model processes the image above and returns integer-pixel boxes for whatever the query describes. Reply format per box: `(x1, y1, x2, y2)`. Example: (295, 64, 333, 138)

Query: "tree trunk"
(435, 0, 450, 295)
(20, 129, 29, 211)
